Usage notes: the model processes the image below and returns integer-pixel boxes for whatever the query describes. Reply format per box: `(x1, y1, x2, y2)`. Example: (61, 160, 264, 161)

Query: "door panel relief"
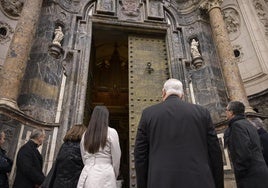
(128, 35, 169, 187)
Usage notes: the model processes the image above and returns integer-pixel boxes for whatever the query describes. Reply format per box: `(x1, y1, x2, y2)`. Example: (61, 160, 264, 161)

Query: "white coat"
(77, 127, 121, 188)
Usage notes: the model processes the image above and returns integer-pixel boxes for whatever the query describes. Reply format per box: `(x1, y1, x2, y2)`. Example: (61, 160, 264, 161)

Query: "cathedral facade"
(0, 0, 268, 187)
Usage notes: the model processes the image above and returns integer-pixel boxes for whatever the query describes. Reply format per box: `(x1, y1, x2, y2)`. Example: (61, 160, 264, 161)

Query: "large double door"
(84, 26, 169, 187)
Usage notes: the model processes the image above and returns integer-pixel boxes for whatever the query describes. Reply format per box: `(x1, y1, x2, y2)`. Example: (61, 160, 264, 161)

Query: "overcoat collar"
(228, 114, 246, 127)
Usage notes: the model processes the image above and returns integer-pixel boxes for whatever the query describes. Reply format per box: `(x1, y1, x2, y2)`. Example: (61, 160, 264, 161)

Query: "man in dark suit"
(13, 128, 46, 188)
(134, 78, 224, 188)
(224, 101, 268, 188)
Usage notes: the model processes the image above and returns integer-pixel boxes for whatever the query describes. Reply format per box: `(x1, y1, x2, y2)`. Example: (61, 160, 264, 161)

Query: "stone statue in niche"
(190, 39, 201, 58)
(48, 26, 64, 58)
(52, 26, 64, 46)
(190, 39, 203, 69)
(223, 8, 240, 33)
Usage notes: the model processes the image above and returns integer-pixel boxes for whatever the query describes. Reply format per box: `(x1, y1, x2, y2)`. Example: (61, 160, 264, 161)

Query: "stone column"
(201, 0, 254, 112)
(0, 0, 43, 109)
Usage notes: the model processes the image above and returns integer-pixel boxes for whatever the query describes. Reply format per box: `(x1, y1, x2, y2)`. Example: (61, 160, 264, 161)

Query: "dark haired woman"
(42, 124, 86, 188)
(77, 106, 121, 188)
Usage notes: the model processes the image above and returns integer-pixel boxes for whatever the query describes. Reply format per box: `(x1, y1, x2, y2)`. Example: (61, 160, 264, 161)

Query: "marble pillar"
(0, 0, 43, 109)
(201, 0, 254, 112)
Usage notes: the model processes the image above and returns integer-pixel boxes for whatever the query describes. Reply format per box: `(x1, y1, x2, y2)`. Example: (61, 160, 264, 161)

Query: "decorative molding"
(0, 21, 14, 44)
(0, 0, 24, 19)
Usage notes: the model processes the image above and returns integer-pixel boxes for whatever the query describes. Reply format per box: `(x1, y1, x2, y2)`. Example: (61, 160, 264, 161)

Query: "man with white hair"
(134, 78, 224, 188)
(13, 128, 46, 188)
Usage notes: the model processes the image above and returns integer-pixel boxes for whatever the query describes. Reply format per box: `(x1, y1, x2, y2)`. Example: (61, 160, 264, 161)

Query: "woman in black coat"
(0, 131, 13, 188)
(43, 124, 86, 188)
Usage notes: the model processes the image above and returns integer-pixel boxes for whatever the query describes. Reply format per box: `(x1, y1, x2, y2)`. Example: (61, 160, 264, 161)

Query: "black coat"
(134, 95, 224, 188)
(50, 141, 84, 188)
(13, 140, 45, 188)
(257, 128, 268, 167)
(224, 115, 268, 188)
(0, 147, 13, 188)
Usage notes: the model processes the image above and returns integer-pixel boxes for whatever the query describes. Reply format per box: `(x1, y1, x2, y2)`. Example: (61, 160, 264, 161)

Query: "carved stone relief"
(96, 0, 115, 14)
(253, 0, 268, 37)
(222, 8, 240, 40)
(146, 0, 164, 20)
(0, 0, 24, 19)
(119, 0, 142, 18)
(0, 21, 14, 44)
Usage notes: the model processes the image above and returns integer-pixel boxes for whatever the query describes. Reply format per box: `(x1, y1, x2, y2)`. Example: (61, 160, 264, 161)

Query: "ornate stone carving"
(0, 0, 24, 19)
(147, 0, 164, 20)
(223, 8, 240, 34)
(253, 0, 268, 37)
(0, 21, 14, 44)
(96, 0, 115, 14)
(119, 0, 142, 17)
(200, 0, 223, 12)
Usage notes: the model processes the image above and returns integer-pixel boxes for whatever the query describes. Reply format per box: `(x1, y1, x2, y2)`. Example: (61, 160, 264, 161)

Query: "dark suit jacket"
(13, 140, 45, 188)
(134, 95, 224, 188)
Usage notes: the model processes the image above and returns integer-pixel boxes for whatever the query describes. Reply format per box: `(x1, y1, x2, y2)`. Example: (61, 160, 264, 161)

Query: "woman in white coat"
(77, 106, 121, 188)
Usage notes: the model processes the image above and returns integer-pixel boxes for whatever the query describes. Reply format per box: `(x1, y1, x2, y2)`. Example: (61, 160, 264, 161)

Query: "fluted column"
(0, 0, 43, 109)
(201, 0, 254, 113)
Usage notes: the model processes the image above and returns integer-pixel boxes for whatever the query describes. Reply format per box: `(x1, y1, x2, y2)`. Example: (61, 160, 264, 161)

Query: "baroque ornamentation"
(119, 0, 142, 17)
(200, 0, 223, 12)
(0, 21, 14, 44)
(253, 0, 268, 37)
(0, 0, 24, 19)
(223, 8, 240, 34)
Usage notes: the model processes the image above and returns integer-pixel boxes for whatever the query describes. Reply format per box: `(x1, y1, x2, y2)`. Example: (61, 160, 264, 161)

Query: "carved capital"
(200, 0, 223, 12)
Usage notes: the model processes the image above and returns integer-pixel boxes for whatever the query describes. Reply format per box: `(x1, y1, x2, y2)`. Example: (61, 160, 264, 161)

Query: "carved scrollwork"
(0, 0, 24, 19)
(0, 21, 14, 44)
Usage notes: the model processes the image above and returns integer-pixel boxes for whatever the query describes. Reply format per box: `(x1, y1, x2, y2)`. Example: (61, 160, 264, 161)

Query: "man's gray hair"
(163, 78, 184, 97)
(30, 128, 45, 139)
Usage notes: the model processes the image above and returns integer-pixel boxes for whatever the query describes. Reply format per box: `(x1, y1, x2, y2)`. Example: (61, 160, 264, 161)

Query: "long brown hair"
(64, 124, 86, 142)
(84, 106, 109, 154)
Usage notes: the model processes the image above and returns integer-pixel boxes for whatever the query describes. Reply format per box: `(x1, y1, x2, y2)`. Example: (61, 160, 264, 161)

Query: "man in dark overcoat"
(134, 78, 224, 188)
(224, 101, 268, 188)
(13, 128, 46, 188)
